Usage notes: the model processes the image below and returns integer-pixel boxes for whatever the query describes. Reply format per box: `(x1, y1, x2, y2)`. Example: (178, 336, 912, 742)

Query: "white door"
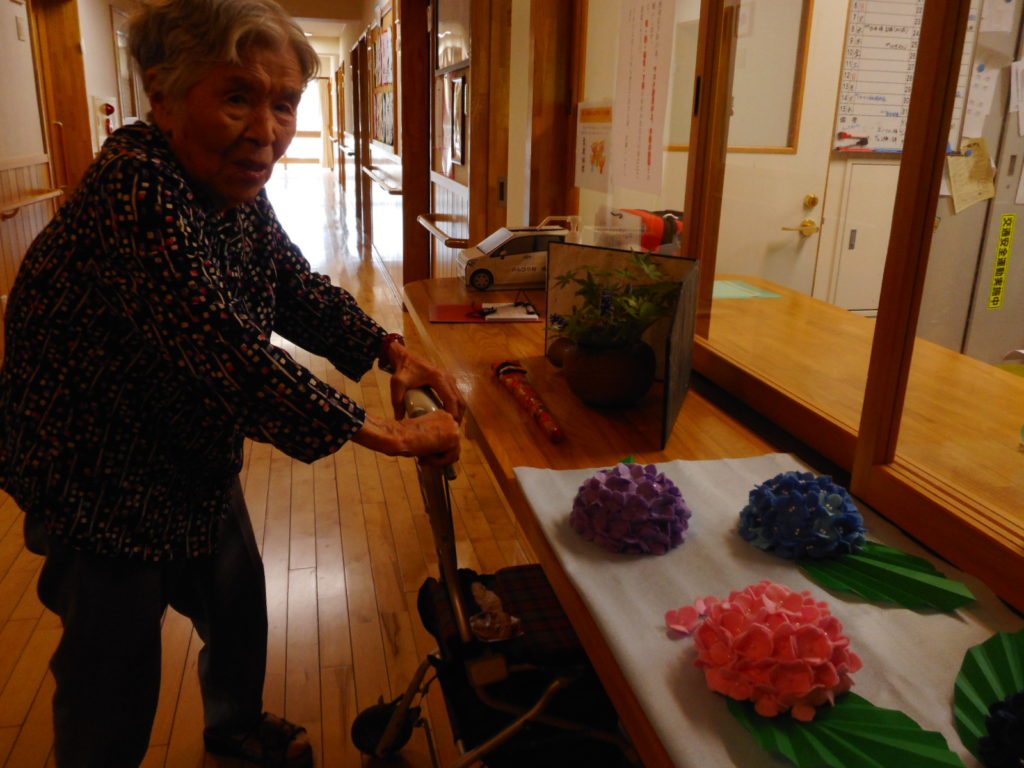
(713, 1, 850, 295)
(829, 161, 900, 314)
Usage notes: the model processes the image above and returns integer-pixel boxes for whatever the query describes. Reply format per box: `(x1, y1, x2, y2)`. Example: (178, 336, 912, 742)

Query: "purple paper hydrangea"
(738, 471, 866, 560)
(569, 463, 692, 555)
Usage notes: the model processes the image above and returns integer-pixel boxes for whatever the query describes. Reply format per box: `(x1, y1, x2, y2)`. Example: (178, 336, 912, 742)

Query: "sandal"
(204, 712, 313, 767)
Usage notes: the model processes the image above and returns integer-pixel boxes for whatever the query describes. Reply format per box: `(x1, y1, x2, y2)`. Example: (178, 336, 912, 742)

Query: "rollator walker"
(351, 388, 637, 768)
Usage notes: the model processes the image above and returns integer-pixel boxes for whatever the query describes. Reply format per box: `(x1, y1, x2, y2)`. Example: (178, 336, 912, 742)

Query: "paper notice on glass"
(575, 104, 613, 192)
(1015, 161, 1024, 204)
(1011, 61, 1023, 112)
(1014, 61, 1024, 134)
(981, 0, 1015, 32)
(611, 0, 674, 194)
(962, 50, 1006, 138)
(948, 137, 996, 213)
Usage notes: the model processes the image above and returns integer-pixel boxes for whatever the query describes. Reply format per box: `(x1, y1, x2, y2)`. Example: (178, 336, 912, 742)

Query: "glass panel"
(897, 1, 1024, 527)
(666, 0, 809, 151)
(436, 0, 470, 69)
(694, 0, 1022, 563)
(573, 0, 697, 252)
(284, 85, 325, 163)
(704, 0, 885, 443)
(111, 8, 141, 124)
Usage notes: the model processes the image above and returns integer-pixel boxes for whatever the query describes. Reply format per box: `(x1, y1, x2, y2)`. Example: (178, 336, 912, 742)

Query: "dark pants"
(26, 480, 267, 767)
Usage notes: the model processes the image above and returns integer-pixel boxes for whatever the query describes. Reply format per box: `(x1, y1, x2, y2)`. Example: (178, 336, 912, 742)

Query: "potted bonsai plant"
(548, 252, 680, 407)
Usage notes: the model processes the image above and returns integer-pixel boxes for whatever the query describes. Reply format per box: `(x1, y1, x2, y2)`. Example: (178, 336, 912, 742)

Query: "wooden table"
(402, 278, 808, 768)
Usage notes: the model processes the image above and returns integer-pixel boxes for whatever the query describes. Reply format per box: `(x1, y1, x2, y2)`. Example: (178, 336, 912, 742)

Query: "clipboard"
(429, 302, 541, 323)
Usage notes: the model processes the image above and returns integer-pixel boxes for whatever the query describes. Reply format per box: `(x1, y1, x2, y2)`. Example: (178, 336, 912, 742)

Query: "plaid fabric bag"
(493, 565, 583, 663)
(418, 565, 585, 666)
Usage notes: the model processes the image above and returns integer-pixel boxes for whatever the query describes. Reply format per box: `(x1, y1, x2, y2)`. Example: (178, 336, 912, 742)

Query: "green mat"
(713, 280, 782, 299)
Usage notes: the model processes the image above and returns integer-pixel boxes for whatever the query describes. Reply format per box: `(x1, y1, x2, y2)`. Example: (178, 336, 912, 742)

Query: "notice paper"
(962, 48, 1006, 139)
(612, 0, 674, 194)
(947, 137, 996, 213)
(429, 302, 540, 323)
(575, 103, 613, 192)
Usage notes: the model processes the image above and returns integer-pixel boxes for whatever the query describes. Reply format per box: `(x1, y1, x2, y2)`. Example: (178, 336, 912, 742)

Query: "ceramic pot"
(546, 336, 575, 367)
(562, 341, 656, 407)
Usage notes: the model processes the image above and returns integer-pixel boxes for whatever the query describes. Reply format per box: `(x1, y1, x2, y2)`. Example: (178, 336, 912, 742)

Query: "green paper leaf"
(728, 693, 967, 768)
(954, 628, 1024, 758)
(798, 542, 975, 611)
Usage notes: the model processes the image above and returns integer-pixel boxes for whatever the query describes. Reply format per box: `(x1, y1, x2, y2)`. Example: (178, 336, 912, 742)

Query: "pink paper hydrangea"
(666, 580, 863, 722)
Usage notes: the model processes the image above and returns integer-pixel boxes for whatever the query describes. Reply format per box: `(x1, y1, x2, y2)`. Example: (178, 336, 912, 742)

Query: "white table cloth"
(514, 453, 1023, 768)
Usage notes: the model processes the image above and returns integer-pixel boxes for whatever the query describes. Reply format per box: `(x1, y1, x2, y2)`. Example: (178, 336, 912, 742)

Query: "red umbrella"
(491, 360, 565, 444)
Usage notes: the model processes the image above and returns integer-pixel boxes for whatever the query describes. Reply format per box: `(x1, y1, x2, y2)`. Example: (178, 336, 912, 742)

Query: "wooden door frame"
(467, 0, 511, 243)
(29, 0, 93, 196)
(335, 63, 346, 191)
(412, 0, 511, 277)
(351, 35, 372, 248)
(527, 0, 581, 226)
(682, 0, 739, 337)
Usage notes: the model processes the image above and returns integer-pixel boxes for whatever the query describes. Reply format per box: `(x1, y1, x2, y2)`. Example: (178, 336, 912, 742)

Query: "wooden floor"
(0, 164, 536, 767)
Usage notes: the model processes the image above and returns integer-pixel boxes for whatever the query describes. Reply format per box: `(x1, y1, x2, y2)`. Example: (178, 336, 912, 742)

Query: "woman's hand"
(352, 410, 460, 466)
(384, 341, 466, 424)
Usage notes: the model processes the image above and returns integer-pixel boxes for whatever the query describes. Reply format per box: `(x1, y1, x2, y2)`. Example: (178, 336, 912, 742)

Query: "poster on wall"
(575, 103, 613, 191)
(378, 27, 393, 86)
(611, 0, 674, 194)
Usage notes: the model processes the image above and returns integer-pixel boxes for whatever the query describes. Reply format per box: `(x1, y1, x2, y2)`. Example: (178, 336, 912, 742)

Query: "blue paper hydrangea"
(738, 471, 866, 559)
(979, 689, 1024, 768)
(570, 463, 692, 555)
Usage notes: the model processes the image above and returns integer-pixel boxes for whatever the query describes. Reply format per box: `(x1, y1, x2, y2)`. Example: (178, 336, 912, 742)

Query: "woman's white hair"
(128, 0, 319, 102)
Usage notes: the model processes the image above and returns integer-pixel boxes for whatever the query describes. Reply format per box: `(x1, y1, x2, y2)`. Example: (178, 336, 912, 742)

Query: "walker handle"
(403, 387, 457, 481)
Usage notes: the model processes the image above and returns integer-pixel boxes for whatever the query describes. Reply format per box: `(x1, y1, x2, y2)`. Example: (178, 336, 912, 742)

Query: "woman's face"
(150, 45, 304, 209)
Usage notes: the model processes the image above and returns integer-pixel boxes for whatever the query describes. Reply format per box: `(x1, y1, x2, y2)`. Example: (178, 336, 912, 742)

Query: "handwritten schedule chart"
(835, 0, 978, 153)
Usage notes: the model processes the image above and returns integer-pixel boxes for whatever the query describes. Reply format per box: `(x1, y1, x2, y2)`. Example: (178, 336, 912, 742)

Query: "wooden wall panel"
(0, 161, 58, 359)
(429, 174, 469, 278)
(368, 155, 404, 298)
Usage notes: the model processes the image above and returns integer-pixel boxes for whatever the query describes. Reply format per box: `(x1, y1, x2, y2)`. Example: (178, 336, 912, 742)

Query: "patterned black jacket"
(0, 122, 386, 560)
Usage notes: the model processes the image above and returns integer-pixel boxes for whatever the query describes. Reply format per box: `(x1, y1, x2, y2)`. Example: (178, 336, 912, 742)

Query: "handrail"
(416, 213, 470, 249)
(1, 189, 63, 221)
(361, 165, 402, 195)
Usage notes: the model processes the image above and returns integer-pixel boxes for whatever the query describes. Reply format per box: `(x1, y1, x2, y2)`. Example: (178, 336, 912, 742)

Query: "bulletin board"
(369, 6, 396, 148)
(834, 0, 980, 153)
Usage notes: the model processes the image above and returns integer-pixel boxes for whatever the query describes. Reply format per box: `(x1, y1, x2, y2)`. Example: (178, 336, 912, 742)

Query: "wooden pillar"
(399, 0, 431, 284)
(528, 0, 578, 225)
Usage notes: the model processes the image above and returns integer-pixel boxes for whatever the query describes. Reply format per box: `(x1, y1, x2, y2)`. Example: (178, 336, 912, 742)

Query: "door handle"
(782, 219, 820, 237)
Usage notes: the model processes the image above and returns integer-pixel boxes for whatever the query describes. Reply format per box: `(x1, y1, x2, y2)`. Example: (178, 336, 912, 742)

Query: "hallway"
(0, 162, 535, 767)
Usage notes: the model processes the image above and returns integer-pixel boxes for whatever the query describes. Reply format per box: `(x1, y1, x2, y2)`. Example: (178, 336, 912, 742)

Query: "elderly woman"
(0, 0, 463, 765)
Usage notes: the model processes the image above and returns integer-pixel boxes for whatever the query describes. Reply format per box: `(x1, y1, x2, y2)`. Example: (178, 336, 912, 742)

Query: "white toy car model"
(458, 221, 570, 291)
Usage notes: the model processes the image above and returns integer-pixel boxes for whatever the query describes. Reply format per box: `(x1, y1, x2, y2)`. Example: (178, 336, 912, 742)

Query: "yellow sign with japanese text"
(988, 213, 1015, 309)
